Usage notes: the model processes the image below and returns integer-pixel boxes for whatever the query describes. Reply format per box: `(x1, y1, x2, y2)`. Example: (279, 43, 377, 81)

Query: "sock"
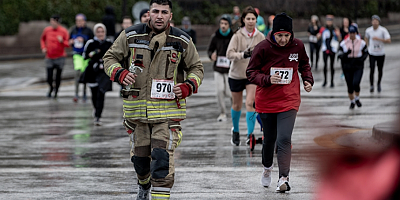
(351, 99, 355, 103)
(246, 111, 256, 136)
(355, 96, 360, 101)
(231, 108, 241, 132)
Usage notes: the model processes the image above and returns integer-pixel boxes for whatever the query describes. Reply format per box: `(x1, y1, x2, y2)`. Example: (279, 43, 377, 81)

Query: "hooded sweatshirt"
(246, 32, 314, 113)
(227, 27, 265, 80)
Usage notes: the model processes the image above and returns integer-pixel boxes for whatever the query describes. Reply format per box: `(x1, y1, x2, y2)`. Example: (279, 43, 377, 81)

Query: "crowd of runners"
(38, 0, 393, 199)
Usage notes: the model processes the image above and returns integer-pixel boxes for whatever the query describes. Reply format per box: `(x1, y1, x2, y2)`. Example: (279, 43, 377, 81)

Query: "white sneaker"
(260, 165, 273, 187)
(217, 113, 227, 122)
(276, 176, 291, 192)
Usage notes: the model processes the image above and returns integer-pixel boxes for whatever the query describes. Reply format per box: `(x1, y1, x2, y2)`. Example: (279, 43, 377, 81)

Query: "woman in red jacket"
(247, 13, 314, 192)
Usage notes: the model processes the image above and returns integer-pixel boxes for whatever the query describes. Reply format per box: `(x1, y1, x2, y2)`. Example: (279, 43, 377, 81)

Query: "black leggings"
(47, 67, 62, 92)
(260, 109, 297, 178)
(309, 42, 321, 68)
(90, 86, 106, 118)
(343, 66, 364, 94)
(369, 55, 385, 86)
(323, 52, 336, 83)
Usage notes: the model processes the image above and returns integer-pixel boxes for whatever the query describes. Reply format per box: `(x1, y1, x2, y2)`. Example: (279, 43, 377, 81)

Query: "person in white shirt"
(365, 15, 391, 93)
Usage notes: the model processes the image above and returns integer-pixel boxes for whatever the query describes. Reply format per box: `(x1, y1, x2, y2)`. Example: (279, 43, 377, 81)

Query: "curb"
(372, 121, 400, 141)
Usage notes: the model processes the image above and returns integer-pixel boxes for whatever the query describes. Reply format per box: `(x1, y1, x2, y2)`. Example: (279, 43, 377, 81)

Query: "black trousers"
(309, 42, 321, 68)
(260, 109, 297, 178)
(343, 66, 364, 94)
(323, 52, 336, 84)
(90, 86, 106, 118)
(369, 55, 385, 86)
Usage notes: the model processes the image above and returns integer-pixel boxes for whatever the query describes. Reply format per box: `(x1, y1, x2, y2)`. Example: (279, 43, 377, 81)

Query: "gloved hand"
(89, 49, 101, 57)
(244, 50, 253, 59)
(174, 83, 191, 99)
(118, 69, 130, 85)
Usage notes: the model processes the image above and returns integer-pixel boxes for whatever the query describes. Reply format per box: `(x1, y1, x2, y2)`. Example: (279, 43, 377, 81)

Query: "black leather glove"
(244, 50, 252, 59)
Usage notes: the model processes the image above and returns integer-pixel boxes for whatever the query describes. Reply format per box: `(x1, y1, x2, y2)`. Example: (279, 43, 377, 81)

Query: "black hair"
(240, 6, 258, 28)
(122, 16, 132, 21)
(51, 14, 61, 22)
(150, 0, 172, 10)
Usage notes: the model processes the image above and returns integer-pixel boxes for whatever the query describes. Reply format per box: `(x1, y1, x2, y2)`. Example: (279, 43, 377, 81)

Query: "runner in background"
(207, 14, 233, 122)
(307, 15, 321, 70)
(226, 6, 264, 148)
(69, 13, 94, 103)
(365, 15, 391, 93)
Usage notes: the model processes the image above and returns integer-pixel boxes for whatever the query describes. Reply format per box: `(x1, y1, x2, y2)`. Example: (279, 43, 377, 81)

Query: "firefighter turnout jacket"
(103, 23, 204, 123)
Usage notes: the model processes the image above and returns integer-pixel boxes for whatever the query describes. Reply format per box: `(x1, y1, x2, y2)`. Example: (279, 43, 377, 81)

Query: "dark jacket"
(207, 29, 234, 73)
(181, 29, 196, 44)
(102, 6, 116, 37)
(70, 26, 94, 55)
(81, 37, 113, 93)
(246, 32, 314, 113)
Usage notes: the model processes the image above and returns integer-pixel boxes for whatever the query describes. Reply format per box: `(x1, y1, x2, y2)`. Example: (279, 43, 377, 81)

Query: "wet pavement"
(0, 44, 399, 199)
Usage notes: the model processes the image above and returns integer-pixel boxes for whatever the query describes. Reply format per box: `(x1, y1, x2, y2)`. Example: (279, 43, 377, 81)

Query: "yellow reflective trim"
(138, 175, 151, 185)
(107, 63, 122, 77)
(188, 73, 201, 86)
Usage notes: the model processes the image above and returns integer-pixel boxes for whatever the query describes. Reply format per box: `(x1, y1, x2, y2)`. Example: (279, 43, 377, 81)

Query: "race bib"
(309, 35, 318, 43)
(216, 56, 230, 68)
(74, 39, 84, 49)
(330, 40, 339, 51)
(270, 67, 293, 84)
(373, 43, 383, 52)
(151, 79, 175, 99)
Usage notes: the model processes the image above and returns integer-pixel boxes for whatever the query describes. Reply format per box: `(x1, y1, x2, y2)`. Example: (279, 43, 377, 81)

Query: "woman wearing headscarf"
(81, 23, 113, 125)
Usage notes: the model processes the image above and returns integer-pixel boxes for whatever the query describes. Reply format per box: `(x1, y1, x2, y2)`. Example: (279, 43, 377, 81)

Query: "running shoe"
(217, 113, 227, 122)
(355, 99, 362, 107)
(350, 102, 355, 109)
(94, 117, 102, 126)
(370, 85, 374, 93)
(231, 127, 240, 146)
(246, 134, 256, 151)
(260, 165, 273, 187)
(73, 95, 78, 103)
(276, 176, 291, 192)
(377, 84, 381, 93)
(136, 184, 150, 200)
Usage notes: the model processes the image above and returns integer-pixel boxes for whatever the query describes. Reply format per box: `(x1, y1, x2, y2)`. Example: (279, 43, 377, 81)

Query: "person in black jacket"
(82, 23, 113, 125)
(102, 6, 116, 41)
(207, 14, 234, 122)
(307, 15, 321, 70)
(181, 16, 196, 44)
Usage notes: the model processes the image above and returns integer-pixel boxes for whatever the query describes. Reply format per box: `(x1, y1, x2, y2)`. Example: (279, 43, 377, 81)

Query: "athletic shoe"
(350, 102, 355, 109)
(94, 118, 102, 126)
(231, 127, 240, 146)
(330, 82, 334, 88)
(260, 165, 273, 187)
(73, 95, 78, 103)
(322, 81, 327, 87)
(246, 134, 256, 151)
(370, 85, 374, 93)
(136, 184, 150, 200)
(276, 176, 291, 192)
(377, 84, 381, 93)
(217, 113, 227, 122)
(355, 99, 362, 107)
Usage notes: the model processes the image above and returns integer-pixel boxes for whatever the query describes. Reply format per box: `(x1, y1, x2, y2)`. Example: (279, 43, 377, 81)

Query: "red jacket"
(40, 25, 69, 59)
(246, 32, 313, 113)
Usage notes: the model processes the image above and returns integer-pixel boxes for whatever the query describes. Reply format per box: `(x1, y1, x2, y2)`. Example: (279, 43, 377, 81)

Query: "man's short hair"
(123, 16, 132, 21)
(150, 0, 172, 10)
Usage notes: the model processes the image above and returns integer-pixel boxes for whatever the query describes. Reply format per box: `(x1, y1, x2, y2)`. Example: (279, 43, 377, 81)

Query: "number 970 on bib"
(151, 79, 175, 99)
